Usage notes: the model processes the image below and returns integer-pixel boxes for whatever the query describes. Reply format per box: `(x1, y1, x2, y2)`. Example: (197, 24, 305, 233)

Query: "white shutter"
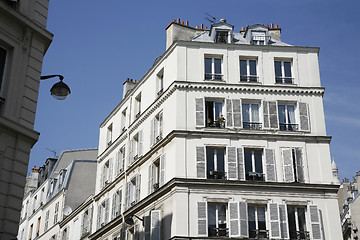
(125, 182, 130, 209)
(148, 164, 153, 195)
(299, 102, 310, 131)
(116, 150, 120, 175)
(268, 203, 281, 239)
(117, 190, 122, 216)
(88, 206, 93, 232)
(195, 98, 205, 127)
(295, 148, 305, 183)
(96, 205, 101, 230)
(263, 101, 270, 129)
(135, 174, 141, 203)
(228, 202, 240, 237)
(197, 202, 207, 236)
(100, 165, 105, 189)
(121, 147, 125, 172)
(150, 118, 155, 146)
(138, 130, 143, 157)
(282, 148, 294, 182)
(227, 147, 238, 180)
(150, 210, 161, 240)
(159, 154, 166, 186)
(308, 205, 322, 239)
(129, 139, 133, 165)
(159, 112, 163, 139)
(226, 99, 233, 127)
(134, 224, 139, 240)
(112, 193, 117, 219)
(196, 146, 206, 179)
(269, 101, 278, 129)
(278, 204, 289, 239)
(233, 99, 242, 128)
(109, 158, 113, 182)
(144, 215, 150, 240)
(237, 148, 245, 180)
(265, 148, 276, 182)
(105, 199, 109, 224)
(239, 201, 248, 237)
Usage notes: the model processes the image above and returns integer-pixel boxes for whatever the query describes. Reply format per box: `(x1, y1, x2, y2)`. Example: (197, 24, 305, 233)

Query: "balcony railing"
(240, 75, 259, 83)
(243, 122, 262, 130)
(205, 73, 223, 81)
(289, 231, 310, 240)
(275, 76, 294, 84)
(208, 170, 226, 180)
(206, 120, 225, 128)
(208, 226, 228, 237)
(246, 172, 264, 181)
(249, 229, 269, 239)
(279, 123, 299, 131)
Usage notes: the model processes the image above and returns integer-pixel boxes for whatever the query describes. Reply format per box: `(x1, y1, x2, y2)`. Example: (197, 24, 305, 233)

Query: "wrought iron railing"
(279, 123, 299, 131)
(243, 122, 262, 130)
(246, 172, 264, 181)
(208, 170, 226, 180)
(275, 76, 294, 84)
(289, 230, 310, 240)
(205, 73, 223, 81)
(206, 120, 225, 128)
(240, 75, 259, 83)
(208, 226, 228, 237)
(249, 229, 269, 239)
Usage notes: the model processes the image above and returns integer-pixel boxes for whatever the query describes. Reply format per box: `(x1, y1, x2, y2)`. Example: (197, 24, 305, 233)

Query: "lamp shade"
(50, 80, 71, 100)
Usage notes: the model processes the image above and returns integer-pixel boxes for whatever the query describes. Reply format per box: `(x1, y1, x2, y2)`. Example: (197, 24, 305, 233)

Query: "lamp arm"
(133, 215, 144, 222)
(40, 75, 64, 81)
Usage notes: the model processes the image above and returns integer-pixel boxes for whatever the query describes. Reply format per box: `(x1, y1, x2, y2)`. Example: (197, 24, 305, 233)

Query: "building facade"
(0, 0, 53, 238)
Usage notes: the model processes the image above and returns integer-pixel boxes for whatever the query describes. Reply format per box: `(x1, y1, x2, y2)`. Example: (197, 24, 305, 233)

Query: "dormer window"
(215, 30, 229, 43)
(251, 31, 267, 45)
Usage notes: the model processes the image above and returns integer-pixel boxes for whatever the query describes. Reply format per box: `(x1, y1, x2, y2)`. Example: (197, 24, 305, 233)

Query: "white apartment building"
(56, 19, 342, 240)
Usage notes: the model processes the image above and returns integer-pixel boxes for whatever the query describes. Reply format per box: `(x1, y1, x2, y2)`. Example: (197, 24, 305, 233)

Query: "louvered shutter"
(144, 215, 150, 240)
(308, 205, 322, 239)
(97, 205, 101, 230)
(227, 147, 238, 180)
(237, 148, 245, 180)
(196, 146, 206, 179)
(278, 204, 289, 239)
(265, 149, 276, 182)
(299, 102, 310, 131)
(159, 112, 163, 139)
(109, 158, 113, 182)
(263, 101, 270, 129)
(226, 99, 233, 127)
(100, 165, 105, 189)
(239, 201, 248, 237)
(112, 193, 117, 219)
(197, 202, 207, 236)
(134, 224, 139, 240)
(268, 203, 281, 239)
(233, 99, 242, 128)
(81, 210, 85, 234)
(121, 147, 125, 172)
(159, 154, 165, 186)
(116, 150, 120, 175)
(150, 210, 161, 240)
(129, 139, 133, 164)
(120, 224, 126, 240)
(105, 199, 109, 224)
(228, 202, 240, 237)
(148, 164, 153, 195)
(136, 174, 141, 203)
(89, 206, 93, 232)
(125, 182, 130, 209)
(150, 118, 155, 146)
(118, 190, 122, 216)
(138, 130, 143, 156)
(269, 101, 279, 129)
(294, 148, 305, 183)
(282, 148, 294, 182)
(195, 98, 205, 127)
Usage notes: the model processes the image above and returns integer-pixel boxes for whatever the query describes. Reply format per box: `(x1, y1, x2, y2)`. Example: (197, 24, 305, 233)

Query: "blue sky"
(30, 0, 360, 181)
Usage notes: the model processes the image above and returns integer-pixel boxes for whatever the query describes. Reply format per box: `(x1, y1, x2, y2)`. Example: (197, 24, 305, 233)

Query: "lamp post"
(40, 74, 71, 100)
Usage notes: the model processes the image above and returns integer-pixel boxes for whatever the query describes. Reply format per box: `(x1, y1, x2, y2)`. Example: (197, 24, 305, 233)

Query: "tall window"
(135, 93, 141, 118)
(282, 148, 304, 183)
(81, 207, 92, 236)
(248, 205, 267, 238)
(126, 175, 140, 208)
(215, 31, 229, 43)
(107, 124, 113, 146)
(205, 57, 222, 80)
(116, 146, 125, 175)
(151, 111, 163, 145)
(101, 160, 110, 188)
(208, 203, 227, 237)
(29, 224, 33, 240)
(287, 206, 308, 239)
(97, 199, 109, 229)
(131, 131, 142, 162)
(121, 108, 127, 132)
(61, 226, 69, 240)
(37, 216, 41, 236)
(240, 60, 257, 82)
(149, 158, 160, 193)
(112, 189, 122, 219)
(205, 100, 224, 128)
(54, 202, 59, 224)
(206, 147, 225, 179)
(156, 69, 164, 95)
(275, 61, 293, 84)
(244, 149, 264, 180)
(242, 103, 261, 129)
(44, 210, 49, 231)
(278, 104, 297, 131)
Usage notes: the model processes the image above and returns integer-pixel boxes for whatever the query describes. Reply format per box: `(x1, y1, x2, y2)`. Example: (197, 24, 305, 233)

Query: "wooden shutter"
(308, 205, 322, 239)
(282, 148, 294, 182)
(109, 158, 113, 182)
(134, 224, 139, 240)
(278, 204, 289, 239)
(197, 202, 207, 236)
(265, 149, 276, 182)
(160, 154, 166, 186)
(105, 199, 109, 224)
(116, 150, 120, 175)
(299, 102, 310, 131)
(239, 201, 248, 237)
(96, 205, 101, 230)
(196, 146, 206, 179)
(117, 190, 122, 216)
(89, 206, 93, 232)
(150, 210, 161, 240)
(121, 147, 125, 172)
(226, 99, 233, 127)
(125, 182, 130, 209)
(269, 101, 279, 129)
(135, 174, 141, 203)
(112, 193, 117, 220)
(263, 101, 270, 129)
(268, 203, 281, 239)
(129, 139, 133, 165)
(148, 164, 153, 194)
(138, 130, 143, 156)
(294, 148, 305, 183)
(228, 202, 240, 237)
(233, 99, 242, 128)
(159, 112, 163, 139)
(144, 215, 150, 240)
(100, 165, 105, 189)
(237, 148, 245, 180)
(195, 98, 205, 127)
(227, 147, 238, 180)
(150, 118, 155, 146)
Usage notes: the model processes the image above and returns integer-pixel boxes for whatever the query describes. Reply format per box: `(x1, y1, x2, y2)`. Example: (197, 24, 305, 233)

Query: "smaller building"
(17, 149, 98, 240)
(338, 171, 360, 240)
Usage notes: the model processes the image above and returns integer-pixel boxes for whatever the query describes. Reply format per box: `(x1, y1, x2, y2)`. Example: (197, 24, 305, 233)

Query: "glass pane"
(274, 61, 282, 77)
(278, 105, 286, 123)
(218, 204, 227, 224)
(297, 207, 306, 231)
(244, 149, 253, 173)
(205, 58, 212, 74)
(248, 205, 256, 237)
(206, 101, 214, 123)
(216, 149, 225, 172)
(284, 62, 292, 77)
(206, 148, 215, 173)
(287, 105, 296, 124)
(257, 206, 266, 230)
(287, 207, 297, 237)
(208, 204, 216, 227)
(254, 150, 263, 173)
(214, 58, 222, 74)
(248, 205, 256, 222)
(240, 60, 247, 76)
(242, 104, 250, 122)
(214, 102, 223, 119)
(249, 60, 257, 76)
(251, 104, 259, 122)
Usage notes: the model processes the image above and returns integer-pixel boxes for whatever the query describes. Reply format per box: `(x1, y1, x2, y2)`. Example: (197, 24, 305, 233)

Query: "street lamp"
(40, 75, 71, 100)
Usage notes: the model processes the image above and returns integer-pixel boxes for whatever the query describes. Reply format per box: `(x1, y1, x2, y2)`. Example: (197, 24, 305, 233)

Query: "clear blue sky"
(30, 0, 360, 181)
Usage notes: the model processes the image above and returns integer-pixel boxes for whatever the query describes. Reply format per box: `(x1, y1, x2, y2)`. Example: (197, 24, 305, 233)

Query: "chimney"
(268, 23, 281, 41)
(123, 78, 137, 98)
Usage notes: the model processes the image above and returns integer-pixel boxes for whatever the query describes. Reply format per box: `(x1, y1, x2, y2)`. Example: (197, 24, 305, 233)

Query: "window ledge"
(203, 79, 226, 83)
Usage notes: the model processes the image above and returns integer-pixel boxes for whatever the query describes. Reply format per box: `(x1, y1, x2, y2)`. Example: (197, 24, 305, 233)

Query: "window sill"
(203, 79, 226, 83)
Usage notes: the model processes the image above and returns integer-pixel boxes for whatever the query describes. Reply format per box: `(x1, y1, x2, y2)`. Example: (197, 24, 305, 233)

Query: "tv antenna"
(205, 13, 216, 24)
(46, 148, 57, 158)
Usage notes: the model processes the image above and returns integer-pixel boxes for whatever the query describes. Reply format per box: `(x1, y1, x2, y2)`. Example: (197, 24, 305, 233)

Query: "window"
(107, 124, 113, 146)
(112, 189, 122, 219)
(101, 160, 111, 188)
(242, 103, 261, 129)
(278, 104, 297, 131)
(44, 210, 49, 231)
(251, 31, 266, 45)
(36, 216, 41, 237)
(33, 195, 37, 212)
(135, 93, 141, 118)
(29, 224, 33, 240)
(206, 147, 225, 179)
(205, 100, 224, 128)
(151, 111, 163, 145)
(275, 61, 293, 84)
(287, 206, 309, 239)
(116, 146, 125, 175)
(126, 225, 139, 240)
(248, 205, 267, 239)
(131, 131, 142, 163)
(240, 60, 258, 82)
(125, 175, 140, 209)
(97, 199, 109, 229)
(54, 202, 59, 224)
(282, 148, 305, 183)
(61, 226, 69, 240)
(208, 203, 227, 237)
(82, 207, 92, 236)
(0, 47, 7, 111)
(215, 31, 229, 43)
(148, 155, 165, 194)
(121, 108, 127, 132)
(156, 69, 164, 95)
(244, 149, 264, 181)
(205, 57, 222, 80)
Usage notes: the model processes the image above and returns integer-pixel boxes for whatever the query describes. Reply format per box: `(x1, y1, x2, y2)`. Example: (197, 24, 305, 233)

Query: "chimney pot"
(271, 23, 274, 28)
(246, 25, 249, 28)
(275, 24, 279, 28)
(181, 21, 184, 25)
(241, 27, 245, 31)
(168, 23, 170, 26)
(205, 26, 208, 29)
(195, 26, 199, 29)
(186, 20, 189, 26)
(266, 25, 269, 27)
(177, 18, 180, 23)
(220, 18, 226, 23)
(201, 24, 204, 29)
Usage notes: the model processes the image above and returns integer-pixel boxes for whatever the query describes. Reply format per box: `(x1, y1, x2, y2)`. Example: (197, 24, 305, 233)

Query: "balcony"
(208, 170, 226, 180)
(279, 123, 298, 131)
(243, 122, 262, 130)
(289, 231, 310, 240)
(205, 73, 223, 81)
(240, 75, 259, 83)
(246, 172, 264, 181)
(208, 225, 228, 237)
(275, 76, 294, 84)
(206, 120, 225, 128)
(249, 229, 269, 239)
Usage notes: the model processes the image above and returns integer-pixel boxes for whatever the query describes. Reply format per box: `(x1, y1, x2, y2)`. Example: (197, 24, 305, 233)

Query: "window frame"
(204, 56, 223, 81)
(244, 148, 264, 181)
(156, 68, 164, 95)
(207, 202, 228, 237)
(274, 60, 293, 84)
(205, 99, 224, 128)
(247, 205, 268, 239)
(278, 103, 298, 131)
(240, 59, 258, 82)
(107, 124, 113, 147)
(135, 93, 142, 118)
(242, 102, 261, 130)
(206, 147, 226, 179)
(287, 206, 308, 239)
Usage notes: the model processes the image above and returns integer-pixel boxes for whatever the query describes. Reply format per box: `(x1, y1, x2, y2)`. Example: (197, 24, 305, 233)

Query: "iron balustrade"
(240, 75, 259, 83)
(205, 73, 223, 81)
(275, 76, 294, 84)
(246, 172, 265, 181)
(249, 229, 269, 239)
(206, 120, 225, 128)
(243, 122, 262, 130)
(289, 231, 310, 240)
(279, 123, 299, 131)
(208, 226, 228, 237)
(208, 170, 227, 180)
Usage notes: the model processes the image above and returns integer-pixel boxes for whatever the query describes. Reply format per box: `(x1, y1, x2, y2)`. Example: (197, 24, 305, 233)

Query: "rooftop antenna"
(45, 148, 57, 158)
(205, 13, 216, 24)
